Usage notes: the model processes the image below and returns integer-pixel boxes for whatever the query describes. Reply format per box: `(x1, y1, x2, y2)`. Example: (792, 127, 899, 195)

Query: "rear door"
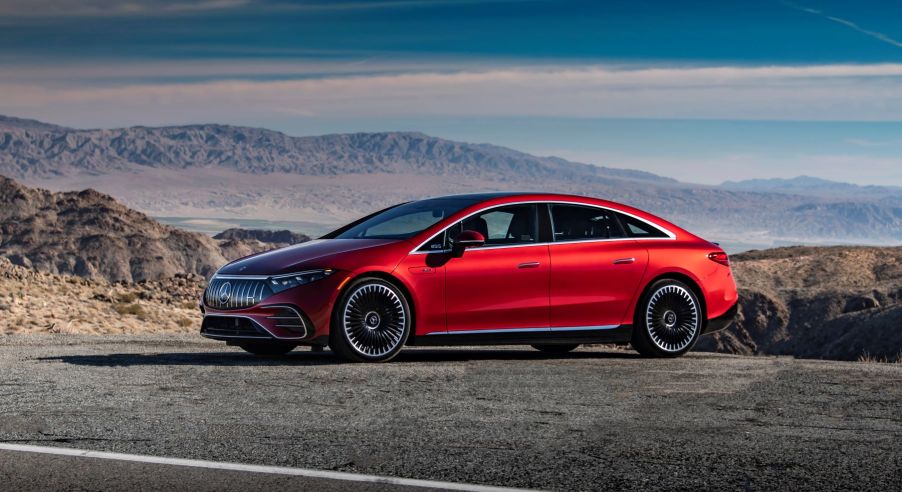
(547, 204, 649, 328)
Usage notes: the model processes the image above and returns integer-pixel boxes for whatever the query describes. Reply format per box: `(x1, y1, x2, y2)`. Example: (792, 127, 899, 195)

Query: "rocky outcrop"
(697, 246, 902, 362)
(0, 176, 228, 282)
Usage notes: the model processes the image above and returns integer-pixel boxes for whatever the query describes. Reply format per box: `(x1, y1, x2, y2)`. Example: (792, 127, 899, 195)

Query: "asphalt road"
(0, 335, 900, 491)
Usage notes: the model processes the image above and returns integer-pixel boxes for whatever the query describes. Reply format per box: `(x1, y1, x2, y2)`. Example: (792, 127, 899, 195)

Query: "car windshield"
(329, 198, 480, 240)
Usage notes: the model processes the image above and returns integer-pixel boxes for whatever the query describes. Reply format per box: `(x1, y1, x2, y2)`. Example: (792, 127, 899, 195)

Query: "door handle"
(613, 257, 636, 265)
(517, 261, 541, 269)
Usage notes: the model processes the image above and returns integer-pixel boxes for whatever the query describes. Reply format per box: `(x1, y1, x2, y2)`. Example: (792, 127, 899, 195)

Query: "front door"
(444, 204, 550, 333)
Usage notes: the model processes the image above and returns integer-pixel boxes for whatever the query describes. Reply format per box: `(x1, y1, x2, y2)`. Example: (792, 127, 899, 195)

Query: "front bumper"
(199, 272, 347, 342)
(702, 300, 738, 335)
(201, 304, 314, 341)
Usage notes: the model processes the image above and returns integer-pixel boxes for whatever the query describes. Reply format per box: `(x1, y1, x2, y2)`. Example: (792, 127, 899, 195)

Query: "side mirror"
(451, 230, 485, 256)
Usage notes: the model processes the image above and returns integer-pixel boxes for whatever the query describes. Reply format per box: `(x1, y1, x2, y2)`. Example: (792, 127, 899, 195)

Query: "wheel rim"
(645, 284, 699, 353)
(342, 283, 407, 357)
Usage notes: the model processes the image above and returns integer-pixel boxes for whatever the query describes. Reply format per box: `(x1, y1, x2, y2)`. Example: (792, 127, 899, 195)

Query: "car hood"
(216, 238, 404, 276)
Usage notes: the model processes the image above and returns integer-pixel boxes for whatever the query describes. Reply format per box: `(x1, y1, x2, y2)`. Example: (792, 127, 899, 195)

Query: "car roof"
(429, 192, 586, 201)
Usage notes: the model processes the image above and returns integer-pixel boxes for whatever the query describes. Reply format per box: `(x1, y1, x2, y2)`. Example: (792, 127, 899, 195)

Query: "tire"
(631, 279, 703, 358)
(330, 277, 411, 362)
(531, 344, 579, 354)
(237, 342, 298, 356)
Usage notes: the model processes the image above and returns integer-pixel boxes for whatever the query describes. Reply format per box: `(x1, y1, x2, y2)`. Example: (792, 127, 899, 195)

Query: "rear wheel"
(237, 342, 297, 356)
(330, 277, 411, 362)
(531, 344, 579, 354)
(631, 279, 702, 358)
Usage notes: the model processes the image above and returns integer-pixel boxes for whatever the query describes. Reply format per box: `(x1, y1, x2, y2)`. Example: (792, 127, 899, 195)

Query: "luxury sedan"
(200, 193, 738, 362)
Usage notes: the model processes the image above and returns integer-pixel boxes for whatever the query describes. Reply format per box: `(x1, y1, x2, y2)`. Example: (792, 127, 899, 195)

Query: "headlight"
(268, 269, 335, 294)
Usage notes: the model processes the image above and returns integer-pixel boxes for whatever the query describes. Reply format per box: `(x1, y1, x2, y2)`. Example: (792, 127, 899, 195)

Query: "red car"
(200, 193, 738, 362)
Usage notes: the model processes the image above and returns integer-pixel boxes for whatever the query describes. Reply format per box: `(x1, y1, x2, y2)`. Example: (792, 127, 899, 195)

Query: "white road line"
(0, 443, 532, 492)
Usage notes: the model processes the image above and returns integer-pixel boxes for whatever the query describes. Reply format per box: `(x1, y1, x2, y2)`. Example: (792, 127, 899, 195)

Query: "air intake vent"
(201, 316, 270, 339)
(265, 306, 307, 337)
(204, 277, 271, 310)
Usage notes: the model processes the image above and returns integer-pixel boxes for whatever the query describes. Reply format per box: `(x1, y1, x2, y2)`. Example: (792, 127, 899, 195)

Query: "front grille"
(204, 277, 271, 310)
(201, 316, 271, 339)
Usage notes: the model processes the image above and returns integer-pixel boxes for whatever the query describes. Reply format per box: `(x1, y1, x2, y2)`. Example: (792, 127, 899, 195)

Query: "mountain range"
(1, 115, 900, 248)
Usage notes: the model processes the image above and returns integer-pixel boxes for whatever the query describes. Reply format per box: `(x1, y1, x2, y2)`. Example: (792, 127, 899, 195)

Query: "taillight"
(707, 251, 730, 266)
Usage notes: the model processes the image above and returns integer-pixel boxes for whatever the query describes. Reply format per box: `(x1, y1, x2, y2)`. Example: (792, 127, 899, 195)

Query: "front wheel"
(237, 342, 298, 356)
(330, 278, 411, 362)
(631, 279, 702, 358)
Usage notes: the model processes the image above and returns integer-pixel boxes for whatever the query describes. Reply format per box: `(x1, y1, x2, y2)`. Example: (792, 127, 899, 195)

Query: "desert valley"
(0, 171, 898, 362)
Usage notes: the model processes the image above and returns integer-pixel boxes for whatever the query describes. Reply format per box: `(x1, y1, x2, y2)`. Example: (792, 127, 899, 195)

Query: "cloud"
(784, 2, 902, 49)
(2, 63, 902, 127)
(0, 0, 251, 16)
(0, 0, 534, 17)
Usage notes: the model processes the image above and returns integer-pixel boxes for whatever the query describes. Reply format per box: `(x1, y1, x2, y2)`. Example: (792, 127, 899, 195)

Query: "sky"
(0, 0, 901, 186)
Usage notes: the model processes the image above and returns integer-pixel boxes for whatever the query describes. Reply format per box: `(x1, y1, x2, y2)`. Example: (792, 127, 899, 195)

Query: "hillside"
(698, 246, 902, 362)
(2, 115, 900, 246)
(0, 177, 284, 282)
(0, 256, 203, 335)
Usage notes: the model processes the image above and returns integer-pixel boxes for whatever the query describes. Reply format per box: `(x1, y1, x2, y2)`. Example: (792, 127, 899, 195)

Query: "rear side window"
(616, 212, 670, 238)
(550, 204, 625, 241)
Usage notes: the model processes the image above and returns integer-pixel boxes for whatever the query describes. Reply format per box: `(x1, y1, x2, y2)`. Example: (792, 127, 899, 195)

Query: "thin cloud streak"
(785, 2, 902, 49)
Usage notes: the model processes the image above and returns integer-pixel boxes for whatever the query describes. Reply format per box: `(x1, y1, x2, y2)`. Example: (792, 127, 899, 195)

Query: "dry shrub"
(113, 302, 146, 317)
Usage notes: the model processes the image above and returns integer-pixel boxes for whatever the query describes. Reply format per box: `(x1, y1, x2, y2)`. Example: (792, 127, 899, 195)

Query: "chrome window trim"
(424, 324, 621, 336)
(409, 200, 675, 255)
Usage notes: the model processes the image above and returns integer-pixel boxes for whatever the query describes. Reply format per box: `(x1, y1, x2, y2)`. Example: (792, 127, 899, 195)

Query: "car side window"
(550, 204, 625, 241)
(441, 204, 537, 247)
(615, 212, 670, 238)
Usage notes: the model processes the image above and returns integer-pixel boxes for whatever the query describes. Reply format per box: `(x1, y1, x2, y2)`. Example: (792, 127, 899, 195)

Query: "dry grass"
(857, 351, 902, 364)
(0, 257, 204, 335)
(112, 302, 146, 317)
(117, 292, 138, 303)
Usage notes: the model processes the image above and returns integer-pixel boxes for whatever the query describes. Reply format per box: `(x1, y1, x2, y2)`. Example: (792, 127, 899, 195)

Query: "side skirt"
(410, 325, 633, 347)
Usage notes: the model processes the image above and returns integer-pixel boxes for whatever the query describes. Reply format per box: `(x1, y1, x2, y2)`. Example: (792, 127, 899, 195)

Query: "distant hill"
(213, 228, 310, 245)
(697, 246, 902, 362)
(214, 228, 311, 260)
(2, 115, 901, 246)
(722, 175, 902, 200)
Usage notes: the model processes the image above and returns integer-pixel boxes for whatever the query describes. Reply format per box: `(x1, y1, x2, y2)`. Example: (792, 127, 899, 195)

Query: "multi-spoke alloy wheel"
(331, 278, 411, 362)
(631, 279, 702, 357)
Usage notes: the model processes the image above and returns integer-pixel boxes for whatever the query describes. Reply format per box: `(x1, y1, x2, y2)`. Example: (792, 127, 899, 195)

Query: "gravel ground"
(0, 335, 900, 491)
